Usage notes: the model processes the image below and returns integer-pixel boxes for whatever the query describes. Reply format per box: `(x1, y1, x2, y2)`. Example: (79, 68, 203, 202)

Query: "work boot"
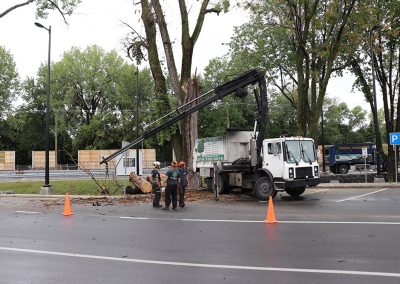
(172, 207, 177, 210)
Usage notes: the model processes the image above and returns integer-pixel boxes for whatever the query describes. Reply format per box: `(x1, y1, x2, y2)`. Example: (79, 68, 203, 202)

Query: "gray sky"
(0, 0, 370, 111)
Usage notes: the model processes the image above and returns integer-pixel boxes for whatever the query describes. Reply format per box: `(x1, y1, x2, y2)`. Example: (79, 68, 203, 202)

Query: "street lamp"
(35, 22, 53, 194)
(133, 48, 144, 176)
(369, 24, 382, 177)
(136, 66, 140, 176)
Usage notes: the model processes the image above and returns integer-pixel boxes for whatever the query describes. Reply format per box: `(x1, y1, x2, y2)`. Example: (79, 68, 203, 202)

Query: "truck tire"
(254, 177, 276, 201)
(285, 187, 305, 197)
(337, 164, 349, 174)
(212, 173, 229, 194)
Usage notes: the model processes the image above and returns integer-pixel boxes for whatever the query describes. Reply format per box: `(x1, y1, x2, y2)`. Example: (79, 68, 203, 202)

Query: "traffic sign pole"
(389, 133, 400, 182)
(362, 147, 368, 183)
(395, 145, 397, 183)
(364, 157, 367, 183)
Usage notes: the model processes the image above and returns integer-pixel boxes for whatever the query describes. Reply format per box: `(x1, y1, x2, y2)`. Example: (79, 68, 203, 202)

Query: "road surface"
(0, 186, 399, 283)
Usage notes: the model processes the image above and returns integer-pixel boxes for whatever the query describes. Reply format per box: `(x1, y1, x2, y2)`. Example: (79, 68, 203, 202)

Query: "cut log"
(128, 172, 152, 194)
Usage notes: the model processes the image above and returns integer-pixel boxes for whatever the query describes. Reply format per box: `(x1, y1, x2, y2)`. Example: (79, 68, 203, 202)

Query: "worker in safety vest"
(162, 161, 181, 210)
(178, 161, 189, 208)
(151, 161, 162, 208)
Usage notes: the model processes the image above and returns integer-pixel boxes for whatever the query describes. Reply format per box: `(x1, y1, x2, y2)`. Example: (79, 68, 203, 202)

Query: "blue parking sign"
(389, 133, 400, 145)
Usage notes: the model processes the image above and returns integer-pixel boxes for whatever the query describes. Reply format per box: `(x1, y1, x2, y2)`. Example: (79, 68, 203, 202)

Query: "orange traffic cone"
(62, 192, 74, 216)
(264, 196, 277, 224)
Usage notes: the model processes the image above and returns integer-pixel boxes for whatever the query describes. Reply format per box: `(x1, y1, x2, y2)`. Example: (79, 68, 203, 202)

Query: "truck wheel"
(254, 177, 276, 201)
(213, 173, 229, 194)
(285, 187, 305, 197)
(337, 164, 349, 174)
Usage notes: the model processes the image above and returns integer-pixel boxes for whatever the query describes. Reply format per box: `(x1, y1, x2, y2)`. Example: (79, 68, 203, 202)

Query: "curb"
(317, 182, 400, 189)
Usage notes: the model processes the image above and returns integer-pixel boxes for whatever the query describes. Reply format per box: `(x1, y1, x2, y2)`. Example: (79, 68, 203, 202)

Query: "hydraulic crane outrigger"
(100, 69, 268, 167)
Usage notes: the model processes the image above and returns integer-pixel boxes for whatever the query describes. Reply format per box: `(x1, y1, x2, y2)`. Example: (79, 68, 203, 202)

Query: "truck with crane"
(100, 69, 320, 200)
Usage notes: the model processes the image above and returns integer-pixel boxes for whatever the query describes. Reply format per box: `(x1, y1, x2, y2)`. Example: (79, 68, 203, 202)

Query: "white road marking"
(0, 246, 399, 278)
(279, 221, 400, 225)
(302, 188, 331, 196)
(181, 218, 262, 223)
(336, 188, 389, 203)
(115, 216, 400, 225)
(117, 216, 263, 223)
(120, 217, 149, 220)
(15, 211, 39, 214)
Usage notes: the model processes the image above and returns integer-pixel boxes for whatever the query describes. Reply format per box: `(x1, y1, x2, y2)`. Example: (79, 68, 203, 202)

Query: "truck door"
(263, 142, 283, 178)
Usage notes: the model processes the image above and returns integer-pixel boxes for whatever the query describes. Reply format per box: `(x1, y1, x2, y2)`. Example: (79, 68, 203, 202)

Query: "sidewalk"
(317, 182, 400, 189)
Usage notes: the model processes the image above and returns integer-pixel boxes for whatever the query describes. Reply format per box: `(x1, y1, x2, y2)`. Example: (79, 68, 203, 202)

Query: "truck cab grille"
(295, 167, 313, 179)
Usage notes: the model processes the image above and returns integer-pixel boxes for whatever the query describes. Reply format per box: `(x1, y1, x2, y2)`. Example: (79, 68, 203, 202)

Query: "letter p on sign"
(389, 133, 400, 145)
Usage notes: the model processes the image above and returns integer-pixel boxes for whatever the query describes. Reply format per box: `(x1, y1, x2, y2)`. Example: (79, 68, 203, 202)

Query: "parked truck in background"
(325, 143, 376, 174)
(193, 131, 320, 199)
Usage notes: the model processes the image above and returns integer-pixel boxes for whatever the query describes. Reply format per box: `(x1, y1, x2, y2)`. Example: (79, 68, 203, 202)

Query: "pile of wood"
(128, 172, 152, 193)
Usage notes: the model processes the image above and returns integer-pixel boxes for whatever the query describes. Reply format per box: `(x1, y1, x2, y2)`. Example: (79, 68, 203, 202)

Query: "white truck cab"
(261, 137, 320, 198)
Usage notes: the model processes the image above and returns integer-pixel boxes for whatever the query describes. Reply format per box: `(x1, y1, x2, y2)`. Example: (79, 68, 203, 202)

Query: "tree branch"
(0, 0, 35, 19)
(151, 0, 182, 103)
(191, 0, 210, 45)
(47, 0, 68, 24)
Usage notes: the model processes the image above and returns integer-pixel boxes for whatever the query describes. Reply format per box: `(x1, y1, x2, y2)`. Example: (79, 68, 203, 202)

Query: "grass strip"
(0, 180, 125, 195)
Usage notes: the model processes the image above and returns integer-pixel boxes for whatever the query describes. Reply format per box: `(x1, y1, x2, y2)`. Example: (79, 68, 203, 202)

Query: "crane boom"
(100, 69, 268, 165)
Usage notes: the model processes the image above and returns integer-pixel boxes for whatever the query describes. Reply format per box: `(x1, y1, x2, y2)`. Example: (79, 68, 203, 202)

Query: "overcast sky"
(0, 0, 371, 111)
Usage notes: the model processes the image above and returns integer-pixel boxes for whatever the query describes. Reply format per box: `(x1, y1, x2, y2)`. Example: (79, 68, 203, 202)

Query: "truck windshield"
(285, 140, 316, 164)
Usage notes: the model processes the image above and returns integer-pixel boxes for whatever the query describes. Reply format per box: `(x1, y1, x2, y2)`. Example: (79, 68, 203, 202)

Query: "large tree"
(127, 0, 229, 169)
(229, 0, 356, 143)
(0, 46, 18, 117)
(22, 45, 152, 153)
(348, 0, 400, 180)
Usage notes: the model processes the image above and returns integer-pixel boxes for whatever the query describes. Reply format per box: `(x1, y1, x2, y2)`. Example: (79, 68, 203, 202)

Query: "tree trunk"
(181, 77, 199, 170)
(387, 146, 395, 182)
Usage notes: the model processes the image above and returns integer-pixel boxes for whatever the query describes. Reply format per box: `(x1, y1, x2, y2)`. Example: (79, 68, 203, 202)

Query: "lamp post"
(321, 104, 326, 172)
(35, 22, 53, 194)
(369, 25, 382, 177)
(136, 66, 140, 176)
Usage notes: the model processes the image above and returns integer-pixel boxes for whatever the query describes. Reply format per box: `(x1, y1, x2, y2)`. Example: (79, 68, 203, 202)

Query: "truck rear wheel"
(212, 173, 229, 194)
(285, 187, 305, 197)
(254, 177, 276, 201)
(337, 164, 349, 174)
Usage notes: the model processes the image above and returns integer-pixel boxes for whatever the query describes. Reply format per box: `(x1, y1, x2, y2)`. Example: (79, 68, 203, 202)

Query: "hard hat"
(153, 161, 161, 167)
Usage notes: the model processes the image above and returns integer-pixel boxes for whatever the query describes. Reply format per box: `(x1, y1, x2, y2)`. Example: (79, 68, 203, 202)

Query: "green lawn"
(0, 179, 125, 195)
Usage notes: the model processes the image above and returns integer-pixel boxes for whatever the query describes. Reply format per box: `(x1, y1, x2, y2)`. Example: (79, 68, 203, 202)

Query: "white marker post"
(362, 147, 368, 183)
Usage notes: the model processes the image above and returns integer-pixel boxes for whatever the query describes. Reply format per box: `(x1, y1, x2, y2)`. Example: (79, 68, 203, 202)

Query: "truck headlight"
(289, 167, 294, 178)
(314, 166, 319, 176)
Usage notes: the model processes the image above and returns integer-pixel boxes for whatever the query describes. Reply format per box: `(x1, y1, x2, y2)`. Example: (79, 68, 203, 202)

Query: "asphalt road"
(0, 186, 400, 283)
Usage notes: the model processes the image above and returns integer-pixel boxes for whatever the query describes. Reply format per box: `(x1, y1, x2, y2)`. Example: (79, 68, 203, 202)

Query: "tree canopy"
(0, 46, 18, 117)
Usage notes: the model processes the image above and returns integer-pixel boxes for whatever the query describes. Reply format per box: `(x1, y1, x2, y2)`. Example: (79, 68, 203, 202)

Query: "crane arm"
(100, 69, 267, 165)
